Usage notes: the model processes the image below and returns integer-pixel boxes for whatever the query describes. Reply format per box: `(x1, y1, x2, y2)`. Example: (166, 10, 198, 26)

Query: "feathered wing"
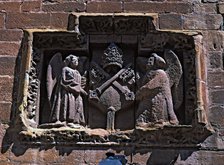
(46, 52, 63, 107)
(164, 50, 183, 109)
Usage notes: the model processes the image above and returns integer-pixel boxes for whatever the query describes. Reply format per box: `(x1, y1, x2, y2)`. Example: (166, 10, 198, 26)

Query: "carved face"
(70, 56, 79, 68)
(65, 55, 79, 68)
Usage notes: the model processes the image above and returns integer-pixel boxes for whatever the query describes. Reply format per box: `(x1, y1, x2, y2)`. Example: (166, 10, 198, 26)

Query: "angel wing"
(164, 50, 183, 109)
(46, 52, 63, 104)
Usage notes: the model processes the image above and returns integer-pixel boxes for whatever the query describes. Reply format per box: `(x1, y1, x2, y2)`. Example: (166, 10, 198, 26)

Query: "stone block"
(87, 2, 122, 13)
(21, 0, 41, 12)
(203, 0, 218, 2)
(176, 151, 224, 165)
(208, 71, 224, 89)
(0, 13, 4, 29)
(43, 2, 86, 12)
(208, 51, 223, 69)
(0, 76, 13, 102)
(0, 102, 11, 124)
(0, 30, 23, 42)
(159, 14, 183, 30)
(0, 2, 20, 12)
(194, 3, 217, 14)
(203, 31, 224, 51)
(60, 148, 85, 164)
(183, 14, 222, 30)
(0, 56, 16, 76)
(50, 13, 69, 29)
(124, 2, 193, 14)
(210, 90, 224, 104)
(209, 105, 224, 128)
(132, 152, 151, 165)
(0, 42, 20, 56)
(6, 13, 51, 29)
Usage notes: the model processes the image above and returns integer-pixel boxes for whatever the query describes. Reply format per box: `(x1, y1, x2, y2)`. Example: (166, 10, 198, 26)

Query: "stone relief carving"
(46, 54, 87, 128)
(136, 50, 182, 128)
(89, 43, 136, 130)
(16, 16, 211, 147)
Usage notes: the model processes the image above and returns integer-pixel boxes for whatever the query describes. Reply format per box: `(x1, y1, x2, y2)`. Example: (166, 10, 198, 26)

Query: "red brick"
(0, 2, 20, 12)
(0, 76, 13, 102)
(0, 42, 20, 56)
(0, 30, 23, 42)
(159, 14, 183, 30)
(0, 56, 16, 76)
(0, 13, 4, 29)
(50, 13, 69, 29)
(124, 2, 193, 14)
(87, 2, 122, 13)
(21, 0, 41, 12)
(6, 13, 50, 29)
(183, 14, 222, 30)
(208, 71, 224, 89)
(42, 2, 86, 12)
(0, 102, 11, 123)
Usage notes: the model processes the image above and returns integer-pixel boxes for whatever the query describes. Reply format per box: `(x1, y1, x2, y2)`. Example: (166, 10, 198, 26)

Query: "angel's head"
(147, 53, 166, 70)
(64, 55, 79, 68)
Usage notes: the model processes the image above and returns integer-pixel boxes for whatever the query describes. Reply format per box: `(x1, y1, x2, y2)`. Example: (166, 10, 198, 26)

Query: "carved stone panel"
(15, 15, 212, 147)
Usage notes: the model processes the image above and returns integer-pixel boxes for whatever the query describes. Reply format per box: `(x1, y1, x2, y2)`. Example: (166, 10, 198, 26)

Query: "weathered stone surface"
(202, 0, 218, 2)
(0, 42, 20, 56)
(0, 57, 16, 76)
(209, 105, 224, 128)
(159, 14, 183, 30)
(0, 13, 4, 29)
(87, 2, 122, 13)
(210, 90, 224, 104)
(50, 13, 69, 29)
(124, 2, 193, 13)
(0, 77, 13, 102)
(208, 71, 224, 89)
(0, 30, 23, 42)
(183, 14, 222, 30)
(194, 3, 217, 14)
(43, 2, 86, 12)
(0, 2, 20, 12)
(208, 51, 223, 69)
(6, 13, 51, 29)
(21, 0, 41, 12)
(175, 151, 220, 164)
(218, 3, 224, 14)
(0, 102, 11, 124)
(203, 31, 224, 51)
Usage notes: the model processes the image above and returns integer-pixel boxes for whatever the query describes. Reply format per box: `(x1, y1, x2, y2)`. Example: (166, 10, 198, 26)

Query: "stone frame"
(15, 14, 212, 148)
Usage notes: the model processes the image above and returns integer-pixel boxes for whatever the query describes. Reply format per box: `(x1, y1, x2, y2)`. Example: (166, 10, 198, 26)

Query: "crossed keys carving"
(89, 62, 135, 102)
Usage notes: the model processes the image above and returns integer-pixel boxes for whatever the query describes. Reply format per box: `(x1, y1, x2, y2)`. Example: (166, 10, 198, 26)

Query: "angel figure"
(46, 53, 87, 128)
(136, 50, 182, 128)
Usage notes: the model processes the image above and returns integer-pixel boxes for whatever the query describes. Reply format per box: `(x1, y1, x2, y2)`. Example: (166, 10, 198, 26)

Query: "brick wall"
(0, 0, 224, 164)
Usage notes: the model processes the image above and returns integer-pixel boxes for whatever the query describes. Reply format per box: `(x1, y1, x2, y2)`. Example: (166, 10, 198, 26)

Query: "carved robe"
(136, 69, 178, 126)
(49, 66, 85, 125)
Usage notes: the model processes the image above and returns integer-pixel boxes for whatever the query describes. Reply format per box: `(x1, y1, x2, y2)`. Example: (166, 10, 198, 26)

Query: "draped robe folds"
(49, 66, 85, 125)
(136, 69, 178, 125)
